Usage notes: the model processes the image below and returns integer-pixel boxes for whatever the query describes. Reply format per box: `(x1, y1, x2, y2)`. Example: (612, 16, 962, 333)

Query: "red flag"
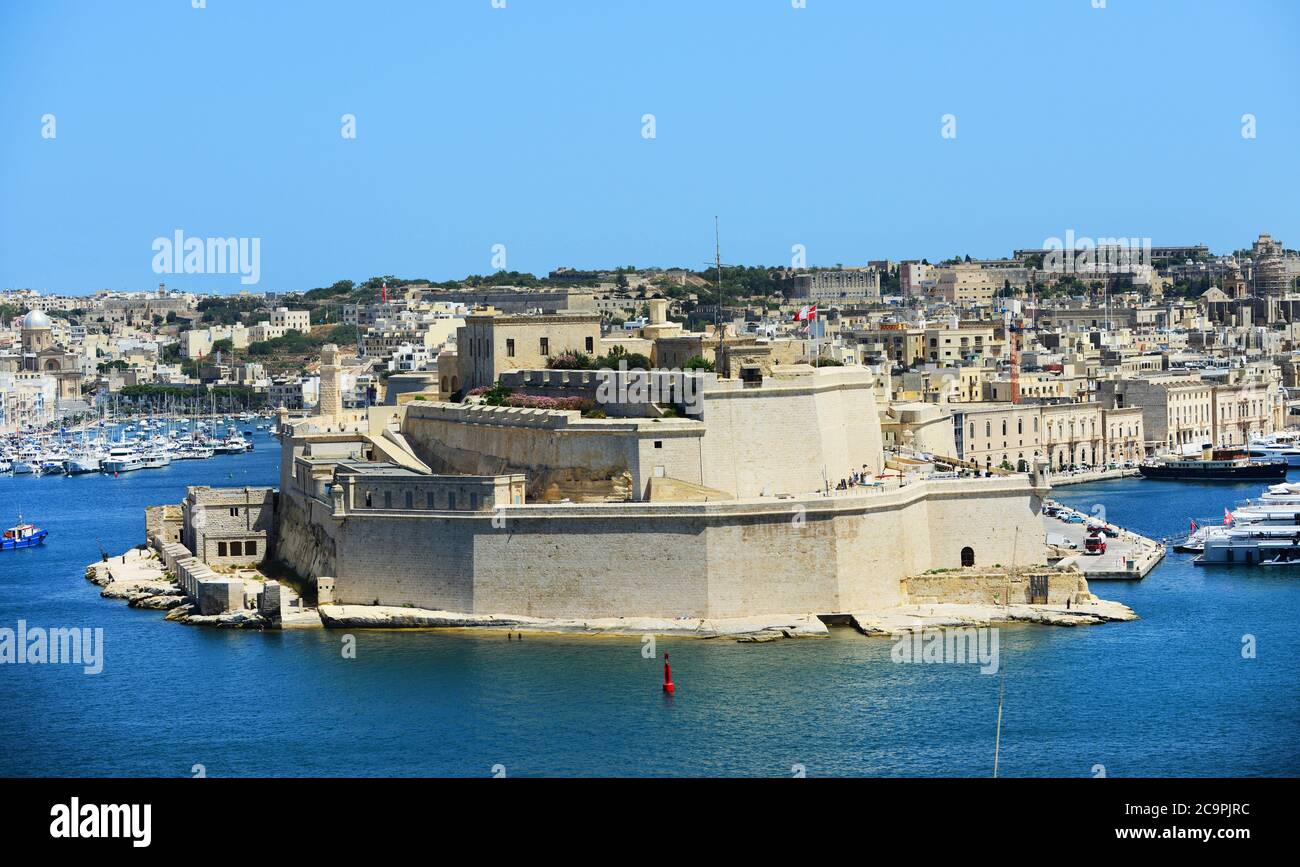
(1190, 518, 1197, 533)
(793, 304, 817, 322)
(1223, 508, 1233, 526)
(381, 280, 388, 304)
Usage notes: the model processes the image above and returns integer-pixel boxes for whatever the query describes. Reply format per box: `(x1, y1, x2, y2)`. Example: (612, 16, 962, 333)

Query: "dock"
(1043, 504, 1165, 580)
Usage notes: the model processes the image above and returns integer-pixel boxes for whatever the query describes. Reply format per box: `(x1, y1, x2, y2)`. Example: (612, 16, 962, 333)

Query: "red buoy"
(662, 652, 675, 694)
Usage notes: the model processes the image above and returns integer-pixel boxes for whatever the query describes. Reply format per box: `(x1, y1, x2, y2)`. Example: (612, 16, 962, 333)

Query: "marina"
(0, 414, 266, 478)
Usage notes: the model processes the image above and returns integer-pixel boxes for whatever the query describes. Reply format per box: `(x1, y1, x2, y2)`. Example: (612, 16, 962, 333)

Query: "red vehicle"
(1084, 533, 1107, 555)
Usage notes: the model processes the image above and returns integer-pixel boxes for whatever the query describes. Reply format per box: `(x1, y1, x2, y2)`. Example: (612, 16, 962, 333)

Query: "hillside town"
(4, 232, 1298, 476)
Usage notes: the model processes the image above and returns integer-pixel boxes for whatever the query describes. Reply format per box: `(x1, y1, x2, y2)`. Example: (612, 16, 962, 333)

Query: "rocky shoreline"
(88, 547, 1138, 640)
(86, 550, 272, 629)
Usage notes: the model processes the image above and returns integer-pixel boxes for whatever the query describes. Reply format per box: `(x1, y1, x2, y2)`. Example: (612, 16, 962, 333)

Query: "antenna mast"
(714, 216, 723, 354)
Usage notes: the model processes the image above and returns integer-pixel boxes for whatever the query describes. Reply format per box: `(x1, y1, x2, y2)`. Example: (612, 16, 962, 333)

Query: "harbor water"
(1, 443, 1297, 777)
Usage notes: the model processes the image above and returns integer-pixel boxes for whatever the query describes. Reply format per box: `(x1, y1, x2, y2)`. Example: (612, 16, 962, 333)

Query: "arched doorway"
(960, 546, 975, 567)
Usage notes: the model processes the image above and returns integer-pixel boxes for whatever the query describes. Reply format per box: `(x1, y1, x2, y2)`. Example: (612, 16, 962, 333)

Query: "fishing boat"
(1, 520, 48, 551)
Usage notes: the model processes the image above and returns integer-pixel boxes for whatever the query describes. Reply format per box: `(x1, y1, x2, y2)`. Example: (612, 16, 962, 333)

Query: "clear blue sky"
(1, 0, 1297, 295)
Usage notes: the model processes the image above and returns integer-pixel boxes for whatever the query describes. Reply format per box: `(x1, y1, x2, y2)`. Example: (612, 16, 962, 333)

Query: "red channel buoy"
(663, 652, 676, 694)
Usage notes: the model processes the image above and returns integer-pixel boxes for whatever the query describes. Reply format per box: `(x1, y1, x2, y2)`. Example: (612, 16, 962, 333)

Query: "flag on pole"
(1223, 508, 1234, 526)
(381, 280, 388, 304)
(793, 304, 817, 322)
(1190, 518, 1197, 533)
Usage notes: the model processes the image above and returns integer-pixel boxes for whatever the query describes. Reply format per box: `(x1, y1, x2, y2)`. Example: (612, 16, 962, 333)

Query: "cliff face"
(274, 493, 338, 581)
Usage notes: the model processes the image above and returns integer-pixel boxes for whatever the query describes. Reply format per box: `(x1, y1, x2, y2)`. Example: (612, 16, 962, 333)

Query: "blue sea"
(1, 442, 1297, 777)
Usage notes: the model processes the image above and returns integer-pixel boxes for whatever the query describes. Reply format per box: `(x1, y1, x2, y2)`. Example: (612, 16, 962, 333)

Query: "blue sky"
(1, 0, 1297, 295)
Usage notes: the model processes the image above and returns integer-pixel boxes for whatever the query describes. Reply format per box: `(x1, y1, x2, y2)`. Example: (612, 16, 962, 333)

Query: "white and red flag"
(1223, 508, 1234, 526)
(793, 304, 817, 322)
(381, 280, 388, 304)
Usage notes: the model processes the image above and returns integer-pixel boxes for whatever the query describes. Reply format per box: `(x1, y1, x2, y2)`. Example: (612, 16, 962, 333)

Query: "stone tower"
(318, 344, 343, 417)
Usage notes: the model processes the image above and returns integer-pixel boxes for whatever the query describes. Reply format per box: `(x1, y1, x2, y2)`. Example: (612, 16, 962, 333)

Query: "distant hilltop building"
(1251, 233, 1290, 297)
(19, 310, 81, 400)
(786, 268, 881, 303)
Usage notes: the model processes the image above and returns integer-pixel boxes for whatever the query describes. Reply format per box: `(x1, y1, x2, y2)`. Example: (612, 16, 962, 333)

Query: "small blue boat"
(1, 520, 48, 551)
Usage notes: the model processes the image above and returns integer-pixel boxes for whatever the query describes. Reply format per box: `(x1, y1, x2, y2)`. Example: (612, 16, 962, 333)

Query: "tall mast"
(715, 216, 723, 356)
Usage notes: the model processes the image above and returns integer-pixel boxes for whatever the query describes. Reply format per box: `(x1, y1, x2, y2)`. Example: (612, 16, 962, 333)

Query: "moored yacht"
(101, 445, 145, 473)
(1246, 432, 1300, 466)
(1196, 492, 1300, 565)
(63, 453, 102, 474)
(1140, 444, 1286, 481)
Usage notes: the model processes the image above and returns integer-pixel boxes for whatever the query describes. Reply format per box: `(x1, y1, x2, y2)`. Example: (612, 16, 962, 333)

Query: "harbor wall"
(273, 477, 1045, 619)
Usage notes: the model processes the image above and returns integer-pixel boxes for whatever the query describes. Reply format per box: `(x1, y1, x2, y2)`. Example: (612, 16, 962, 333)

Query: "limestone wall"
(280, 476, 1044, 619)
(903, 569, 1087, 605)
(275, 491, 340, 581)
(402, 402, 702, 502)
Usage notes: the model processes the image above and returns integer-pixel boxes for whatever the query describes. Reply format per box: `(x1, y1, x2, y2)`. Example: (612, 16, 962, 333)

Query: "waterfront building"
(181, 486, 276, 568)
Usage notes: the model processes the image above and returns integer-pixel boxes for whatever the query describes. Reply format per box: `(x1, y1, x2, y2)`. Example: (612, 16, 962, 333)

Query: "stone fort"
(258, 361, 1049, 619)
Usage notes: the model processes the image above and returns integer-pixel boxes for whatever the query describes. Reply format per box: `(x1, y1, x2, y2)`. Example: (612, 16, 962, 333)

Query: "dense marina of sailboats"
(0, 408, 272, 478)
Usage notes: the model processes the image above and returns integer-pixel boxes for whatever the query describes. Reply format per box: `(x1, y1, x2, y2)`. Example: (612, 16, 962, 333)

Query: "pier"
(1043, 504, 1165, 580)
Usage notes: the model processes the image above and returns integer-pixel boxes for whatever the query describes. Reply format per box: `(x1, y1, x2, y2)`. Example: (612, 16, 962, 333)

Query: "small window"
(470, 493, 479, 510)
(405, 491, 413, 509)
(960, 547, 975, 567)
(506, 339, 515, 358)
(246, 540, 257, 556)
(230, 541, 243, 557)
(365, 491, 373, 508)
(384, 491, 393, 509)
(540, 337, 549, 356)
(217, 542, 228, 557)
(229, 507, 239, 517)
(448, 492, 456, 510)
(654, 441, 663, 449)
(585, 336, 594, 352)
(426, 492, 435, 509)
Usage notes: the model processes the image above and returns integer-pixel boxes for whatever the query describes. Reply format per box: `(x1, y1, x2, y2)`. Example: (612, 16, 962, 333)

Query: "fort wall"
(273, 476, 1044, 619)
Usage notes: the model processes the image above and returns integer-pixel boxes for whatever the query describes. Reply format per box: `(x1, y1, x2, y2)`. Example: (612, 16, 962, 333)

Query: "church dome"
(21, 309, 52, 330)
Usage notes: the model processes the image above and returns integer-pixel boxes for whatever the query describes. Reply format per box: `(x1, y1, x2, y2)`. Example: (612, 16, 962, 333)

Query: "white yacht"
(101, 445, 145, 474)
(139, 449, 172, 469)
(1197, 494, 1300, 565)
(63, 452, 103, 474)
(1246, 433, 1300, 467)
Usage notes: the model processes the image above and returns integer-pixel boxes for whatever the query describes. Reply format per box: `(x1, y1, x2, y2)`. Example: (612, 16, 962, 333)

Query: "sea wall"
(903, 568, 1087, 605)
(274, 476, 1046, 619)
